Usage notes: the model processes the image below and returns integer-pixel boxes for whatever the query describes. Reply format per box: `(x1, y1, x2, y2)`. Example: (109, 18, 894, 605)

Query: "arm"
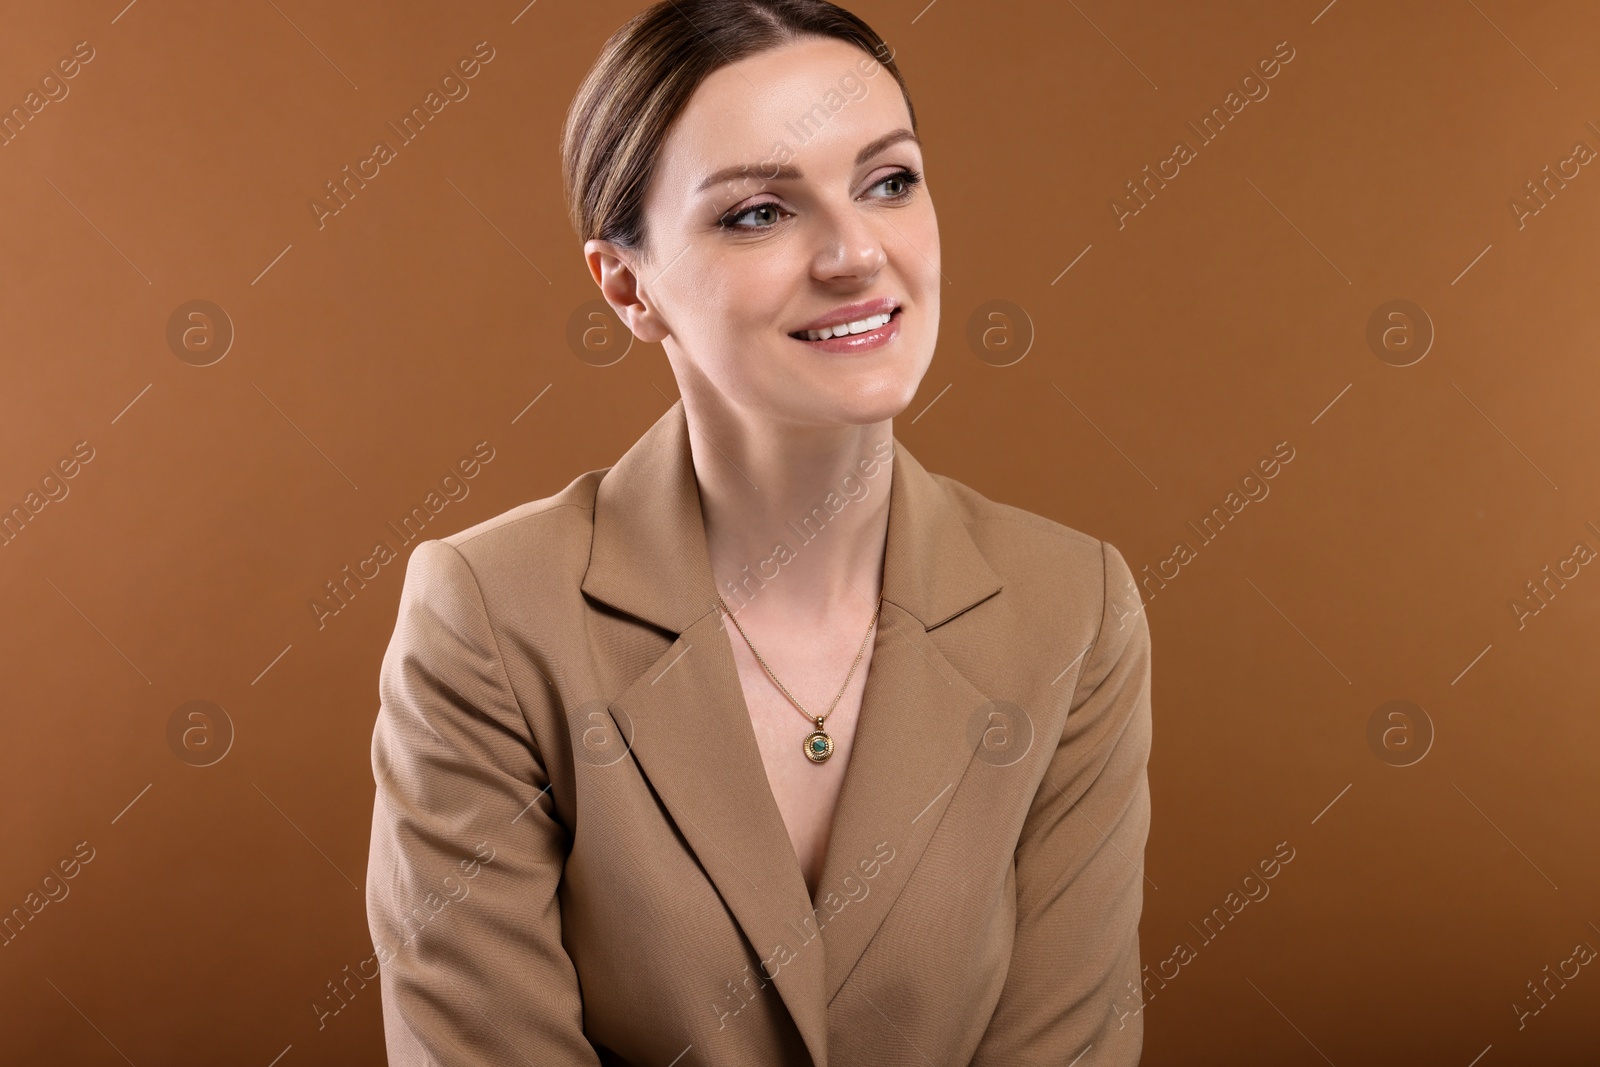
(969, 540, 1154, 1066)
(366, 538, 602, 1066)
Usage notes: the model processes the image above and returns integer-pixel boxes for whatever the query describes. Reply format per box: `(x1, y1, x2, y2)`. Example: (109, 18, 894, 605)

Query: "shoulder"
(927, 468, 1144, 653)
(430, 467, 604, 571)
(386, 466, 604, 628)
(385, 468, 610, 669)
(929, 468, 1134, 587)
(928, 469, 1148, 722)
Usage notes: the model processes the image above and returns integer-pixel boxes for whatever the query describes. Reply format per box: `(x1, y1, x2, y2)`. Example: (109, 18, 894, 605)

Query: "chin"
(795, 377, 922, 427)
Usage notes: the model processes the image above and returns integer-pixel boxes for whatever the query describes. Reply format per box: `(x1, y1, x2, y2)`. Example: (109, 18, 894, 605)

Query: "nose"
(809, 197, 889, 282)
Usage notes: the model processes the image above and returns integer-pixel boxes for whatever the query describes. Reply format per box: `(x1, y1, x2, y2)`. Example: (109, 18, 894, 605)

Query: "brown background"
(3, 0, 1598, 1063)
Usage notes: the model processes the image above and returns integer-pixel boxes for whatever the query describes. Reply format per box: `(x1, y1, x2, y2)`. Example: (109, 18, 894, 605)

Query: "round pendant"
(802, 729, 834, 763)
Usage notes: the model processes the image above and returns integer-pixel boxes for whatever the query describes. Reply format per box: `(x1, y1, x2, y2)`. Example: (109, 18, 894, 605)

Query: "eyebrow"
(694, 128, 921, 195)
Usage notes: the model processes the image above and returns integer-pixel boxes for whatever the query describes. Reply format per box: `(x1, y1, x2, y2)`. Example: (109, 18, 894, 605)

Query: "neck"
(680, 393, 893, 628)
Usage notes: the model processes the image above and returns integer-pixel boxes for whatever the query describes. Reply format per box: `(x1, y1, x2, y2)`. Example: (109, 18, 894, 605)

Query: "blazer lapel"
(804, 424, 1006, 1005)
(581, 399, 1004, 1061)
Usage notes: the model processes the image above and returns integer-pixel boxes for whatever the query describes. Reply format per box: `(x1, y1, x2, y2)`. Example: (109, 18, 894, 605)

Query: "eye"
(870, 167, 923, 201)
(716, 167, 925, 232)
(717, 200, 789, 231)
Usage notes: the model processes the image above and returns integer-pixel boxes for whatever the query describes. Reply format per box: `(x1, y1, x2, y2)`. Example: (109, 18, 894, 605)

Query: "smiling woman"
(365, 2, 1153, 1065)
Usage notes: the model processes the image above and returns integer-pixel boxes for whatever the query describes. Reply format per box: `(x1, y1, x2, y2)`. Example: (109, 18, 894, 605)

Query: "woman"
(365, 1, 1153, 1064)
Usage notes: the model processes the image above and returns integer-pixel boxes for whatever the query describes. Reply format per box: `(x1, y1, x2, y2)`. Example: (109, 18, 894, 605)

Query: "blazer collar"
(581, 397, 1002, 637)
(582, 399, 1004, 1065)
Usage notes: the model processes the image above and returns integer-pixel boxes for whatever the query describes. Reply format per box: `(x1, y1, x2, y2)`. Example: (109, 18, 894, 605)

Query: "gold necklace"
(716, 593, 883, 763)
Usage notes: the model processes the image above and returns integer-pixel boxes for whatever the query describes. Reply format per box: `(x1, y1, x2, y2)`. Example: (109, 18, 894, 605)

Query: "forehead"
(656, 35, 910, 192)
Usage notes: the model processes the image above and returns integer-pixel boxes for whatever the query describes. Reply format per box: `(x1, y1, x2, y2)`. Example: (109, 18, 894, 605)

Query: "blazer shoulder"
(929, 469, 1109, 565)
(928, 469, 1143, 628)
(433, 466, 605, 566)
(929, 470, 1146, 701)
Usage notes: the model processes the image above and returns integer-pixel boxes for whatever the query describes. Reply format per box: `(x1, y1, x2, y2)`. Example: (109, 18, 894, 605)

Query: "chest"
(724, 625, 878, 898)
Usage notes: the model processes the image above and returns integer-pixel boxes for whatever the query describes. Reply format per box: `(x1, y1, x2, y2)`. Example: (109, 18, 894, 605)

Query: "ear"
(585, 239, 670, 344)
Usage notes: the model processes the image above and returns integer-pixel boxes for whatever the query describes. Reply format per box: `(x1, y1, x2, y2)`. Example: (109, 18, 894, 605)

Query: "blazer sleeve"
(968, 539, 1153, 1066)
(366, 538, 602, 1066)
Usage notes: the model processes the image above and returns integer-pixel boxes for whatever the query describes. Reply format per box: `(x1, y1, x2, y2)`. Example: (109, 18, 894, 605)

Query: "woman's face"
(589, 35, 940, 431)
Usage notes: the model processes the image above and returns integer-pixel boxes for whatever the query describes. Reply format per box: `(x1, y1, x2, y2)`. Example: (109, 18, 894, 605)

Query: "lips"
(788, 297, 901, 339)
(787, 307, 903, 354)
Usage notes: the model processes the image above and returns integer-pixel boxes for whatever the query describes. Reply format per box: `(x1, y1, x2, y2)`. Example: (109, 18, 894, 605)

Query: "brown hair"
(561, 0, 916, 259)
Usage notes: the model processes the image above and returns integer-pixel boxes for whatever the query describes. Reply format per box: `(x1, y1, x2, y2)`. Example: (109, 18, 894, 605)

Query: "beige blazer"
(365, 398, 1153, 1066)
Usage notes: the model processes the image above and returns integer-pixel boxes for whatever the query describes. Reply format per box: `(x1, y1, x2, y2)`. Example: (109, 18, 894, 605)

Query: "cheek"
(673, 263, 797, 385)
(697, 254, 795, 335)
(670, 267, 732, 344)
(907, 203, 941, 277)
(893, 206, 941, 333)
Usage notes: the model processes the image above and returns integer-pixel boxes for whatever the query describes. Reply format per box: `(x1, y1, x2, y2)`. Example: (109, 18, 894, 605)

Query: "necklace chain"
(716, 593, 883, 762)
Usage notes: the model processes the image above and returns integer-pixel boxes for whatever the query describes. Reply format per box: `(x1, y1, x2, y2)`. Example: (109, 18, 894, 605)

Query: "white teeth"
(798, 311, 893, 341)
